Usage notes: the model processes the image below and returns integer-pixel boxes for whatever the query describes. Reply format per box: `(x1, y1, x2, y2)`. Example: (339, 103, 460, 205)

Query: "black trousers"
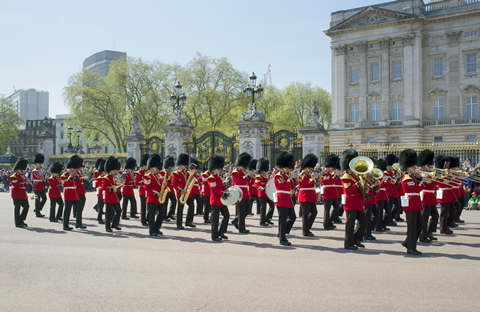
(248, 194, 258, 214)
(166, 193, 177, 218)
(203, 196, 211, 221)
(260, 197, 268, 224)
(405, 210, 423, 251)
(454, 196, 465, 222)
(148, 202, 165, 234)
(323, 198, 336, 228)
(365, 203, 379, 238)
(193, 194, 202, 215)
(344, 210, 366, 248)
(34, 190, 47, 214)
(177, 197, 194, 227)
(105, 202, 121, 230)
(140, 195, 147, 224)
(278, 207, 296, 241)
(266, 198, 275, 220)
(440, 202, 454, 231)
(377, 200, 392, 230)
(421, 205, 439, 238)
(211, 205, 229, 239)
(13, 198, 29, 226)
(50, 198, 64, 221)
(64, 200, 82, 228)
(300, 202, 317, 235)
(390, 197, 401, 220)
(97, 196, 105, 222)
(233, 198, 248, 231)
(122, 194, 137, 218)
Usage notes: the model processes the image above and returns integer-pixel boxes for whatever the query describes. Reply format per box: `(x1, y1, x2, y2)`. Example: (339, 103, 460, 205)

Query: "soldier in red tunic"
(247, 159, 258, 215)
(231, 152, 252, 233)
(191, 157, 203, 217)
(374, 159, 391, 232)
(321, 154, 340, 230)
(399, 149, 426, 255)
(74, 157, 87, 220)
(48, 162, 64, 222)
(10, 158, 30, 227)
(417, 150, 439, 242)
(95, 160, 107, 224)
(163, 156, 177, 221)
(32, 153, 47, 217)
(121, 157, 138, 220)
(453, 156, 466, 224)
(92, 158, 105, 213)
(435, 155, 457, 235)
(172, 153, 195, 229)
(135, 154, 150, 226)
(201, 161, 212, 224)
(274, 152, 297, 246)
(144, 154, 166, 236)
(61, 155, 84, 231)
(385, 154, 400, 226)
(208, 154, 230, 241)
(254, 158, 270, 226)
(340, 149, 366, 250)
(103, 156, 122, 232)
(298, 154, 318, 237)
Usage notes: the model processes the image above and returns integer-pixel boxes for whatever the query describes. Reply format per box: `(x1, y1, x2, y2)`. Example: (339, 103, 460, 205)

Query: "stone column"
(163, 126, 193, 159)
(446, 31, 462, 118)
(412, 33, 423, 120)
(403, 34, 414, 120)
(357, 42, 368, 121)
(236, 122, 270, 159)
(379, 38, 390, 121)
(298, 102, 327, 159)
(126, 115, 145, 161)
(333, 45, 347, 125)
(37, 136, 55, 166)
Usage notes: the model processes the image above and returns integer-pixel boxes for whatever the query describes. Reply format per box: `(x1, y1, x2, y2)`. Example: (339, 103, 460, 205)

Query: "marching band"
(8, 148, 476, 255)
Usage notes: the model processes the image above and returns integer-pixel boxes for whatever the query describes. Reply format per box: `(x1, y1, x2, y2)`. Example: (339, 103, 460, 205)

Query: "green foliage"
(0, 96, 23, 154)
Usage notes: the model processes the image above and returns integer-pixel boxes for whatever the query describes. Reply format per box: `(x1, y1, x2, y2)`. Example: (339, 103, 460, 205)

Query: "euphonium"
(371, 168, 384, 180)
(349, 156, 374, 202)
(392, 163, 400, 171)
(179, 169, 196, 205)
(158, 170, 169, 204)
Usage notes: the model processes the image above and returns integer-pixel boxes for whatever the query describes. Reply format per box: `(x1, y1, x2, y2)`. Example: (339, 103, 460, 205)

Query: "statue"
(310, 101, 321, 125)
(239, 101, 266, 122)
(131, 115, 142, 135)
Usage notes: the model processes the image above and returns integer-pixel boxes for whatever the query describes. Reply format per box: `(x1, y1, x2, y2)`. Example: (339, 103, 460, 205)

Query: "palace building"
(325, 0, 480, 146)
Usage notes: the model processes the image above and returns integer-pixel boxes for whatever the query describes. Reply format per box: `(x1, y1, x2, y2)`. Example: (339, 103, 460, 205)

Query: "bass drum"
(220, 185, 243, 206)
(265, 177, 276, 202)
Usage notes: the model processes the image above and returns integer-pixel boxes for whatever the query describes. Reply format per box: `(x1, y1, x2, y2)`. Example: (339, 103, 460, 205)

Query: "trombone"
(416, 169, 459, 187)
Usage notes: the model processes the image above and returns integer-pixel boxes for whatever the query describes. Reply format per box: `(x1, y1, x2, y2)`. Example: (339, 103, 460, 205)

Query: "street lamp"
(67, 125, 74, 150)
(243, 72, 264, 110)
(170, 81, 187, 111)
(76, 128, 82, 151)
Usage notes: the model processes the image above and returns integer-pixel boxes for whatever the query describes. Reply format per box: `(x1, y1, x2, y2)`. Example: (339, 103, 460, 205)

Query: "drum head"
(265, 177, 276, 201)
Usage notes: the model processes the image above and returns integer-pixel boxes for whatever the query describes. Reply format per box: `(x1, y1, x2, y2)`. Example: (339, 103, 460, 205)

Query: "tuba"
(349, 156, 374, 202)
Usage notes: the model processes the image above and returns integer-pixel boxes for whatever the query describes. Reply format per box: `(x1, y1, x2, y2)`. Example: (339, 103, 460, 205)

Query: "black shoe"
(106, 229, 113, 233)
(131, 215, 139, 219)
(93, 206, 98, 212)
(364, 236, 376, 240)
(113, 226, 122, 230)
(36, 214, 45, 218)
(354, 241, 365, 248)
(389, 221, 397, 226)
(141, 223, 149, 226)
(63, 226, 73, 231)
(168, 216, 176, 220)
(75, 225, 87, 229)
(419, 238, 432, 243)
(345, 246, 358, 250)
(164, 218, 171, 222)
(50, 219, 58, 223)
(451, 223, 459, 228)
(375, 228, 385, 232)
(185, 223, 196, 228)
(150, 232, 158, 236)
(407, 249, 422, 255)
(280, 240, 291, 246)
(260, 222, 269, 226)
(266, 219, 274, 225)
(204, 220, 212, 224)
(401, 241, 408, 249)
(157, 230, 163, 235)
(57, 217, 63, 221)
(121, 217, 130, 220)
(21, 222, 28, 227)
(248, 213, 254, 216)
(219, 233, 228, 239)
(456, 219, 465, 224)
(177, 226, 185, 229)
(334, 219, 343, 224)
(303, 232, 315, 237)
(324, 226, 335, 230)
(441, 229, 453, 234)
(16, 224, 25, 228)
(384, 227, 391, 231)
(98, 220, 105, 224)
(231, 219, 239, 229)
(212, 237, 222, 241)
(395, 217, 405, 222)
(427, 233, 438, 241)
(239, 229, 250, 234)
(198, 212, 204, 216)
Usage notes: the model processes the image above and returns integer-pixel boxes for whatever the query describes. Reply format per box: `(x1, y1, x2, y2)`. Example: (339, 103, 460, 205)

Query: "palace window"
(371, 63, 379, 82)
(433, 58, 443, 77)
(433, 99, 444, 120)
(370, 102, 380, 121)
(466, 96, 478, 118)
(391, 40, 402, 46)
(350, 46, 359, 51)
(392, 61, 402, 80)
(366, 137, 375, 143)
(370, 43, 380, 48)
(348, 138, 355, 144)
(466, 32, 477, 38)
(467, 54, 477, 73)
(467, 135, 477, 141)
(350, 104, 359, 122)
(434, 136, 443, 142)
(350, 66, 358, 84)
(432, 37, 443, 42)
(392, 101, 402, 120)
(391, 137, 400, 142)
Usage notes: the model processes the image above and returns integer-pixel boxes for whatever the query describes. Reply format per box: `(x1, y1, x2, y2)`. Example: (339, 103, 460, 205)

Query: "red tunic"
(47, 176, 62, 199)
(103, 174, 119, 204)
(401, 174, 423, 211)
(334, 175, 343, 198)
(436, 178, 456, 204)
(75, 171, 86, 195)
(134, 168, 146, 197)
(254, 175, 267, 198)
(191, 172, 201, 195)
(341, 172, 364, 212)
(10, 173, 28, 199)
(298, 172, 317, 203)
(232, 169, 250, 199)
(122, 173, 135, 196)
(384, 170, 399, 198)
(321, 172, 338, 199)
(273, 172, 294, 208)
(364, 178, 376, 205)
(420, 179, 437, 206)
(172, 169, 192, 198)
(96, 175, 106, 198)
(208, 174, 226, 206)
(92, 171, 99, 190)
(61, 172, 80, 201)
(32, 169, 46, 191)
(144, 171, 163, 204)
(247, 175, 257, 196)
(376, 176, 389, 201)
(201, 171, 211, 197)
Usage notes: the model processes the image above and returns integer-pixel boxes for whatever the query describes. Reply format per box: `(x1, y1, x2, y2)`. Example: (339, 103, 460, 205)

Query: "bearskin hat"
(248, 159, 258, 171)
(125, 157, 136, 170)
(203, 158, 210, 172)
(79, 157, 84, 168)
(66, 155, 82, 169)
(399, 149, 418, 172)
(418, 150, 434, 167)
(335, 157, 341, 170)
(147, 153, 162, 170)
(369, 156, 378, 163)
(191, 157, 200, 170)
(276, 152, 294, 169)
(236, 152, 252, 168)
(301, 154, 318, 170)
(376, 159, 387, 171)
(98, 160, 106, 173)
(13, 158, 29, 171)
(385, 154, 398, 166)
(140, 154, 150, 167)
(435, 155, 450, 169)
(450, 156, 460, 169)
(34, 153, 44, 164)
(105, 156, 119, 173)
(208, 154, 225, 172)
(95, 158, 105, 171)
(50, 162, 64, 174)
(163, 156, 175, 169)
(176, 153, 189, 167)
(323, 154, 339, 168)
(340, 149, 358, 171)
(257, 158, 269, 172)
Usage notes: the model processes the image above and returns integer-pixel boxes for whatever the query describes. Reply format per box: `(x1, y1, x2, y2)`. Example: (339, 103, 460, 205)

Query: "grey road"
(1, 192, 479, 311)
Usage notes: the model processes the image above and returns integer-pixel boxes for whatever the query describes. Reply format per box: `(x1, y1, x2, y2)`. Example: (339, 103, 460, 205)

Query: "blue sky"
(1, 0, 392, 117)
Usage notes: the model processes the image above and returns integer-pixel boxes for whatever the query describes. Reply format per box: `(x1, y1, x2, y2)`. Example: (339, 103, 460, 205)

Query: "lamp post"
(243, 72, 264, 112)
(76, 128, 82, 152)
(170, 81, 187, 113)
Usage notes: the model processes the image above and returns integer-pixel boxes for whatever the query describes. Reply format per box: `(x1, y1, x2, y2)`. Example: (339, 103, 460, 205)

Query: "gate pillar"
(298, 102, 327, 160)
(163, 109, 193, 159)
(235, 121, 270, 160)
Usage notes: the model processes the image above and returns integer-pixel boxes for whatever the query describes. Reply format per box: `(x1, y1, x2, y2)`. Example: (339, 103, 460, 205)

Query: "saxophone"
(179, 169, 196, 205)
(158, 170, 169, 204)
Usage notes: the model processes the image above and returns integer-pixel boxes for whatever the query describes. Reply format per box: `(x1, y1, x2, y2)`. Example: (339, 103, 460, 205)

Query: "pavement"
(1, 192, 480, 312)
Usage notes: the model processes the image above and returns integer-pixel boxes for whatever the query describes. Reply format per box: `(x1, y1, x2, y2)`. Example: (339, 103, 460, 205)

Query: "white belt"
(323, 185, 337, 188)
(277, 190, 291, 194)
(379, 188, 386, 191)
(422, 190, 435, 193)
(404, 193, 420, 196)
(33, 179, 43, 182)
(452, 186, 460, 189)
(299, 188, 315, 191)
(439, 188, 451, 191)
(12, 186, 26, 189)
(237, 185, 248, 188)
(64, 187, 77, 189)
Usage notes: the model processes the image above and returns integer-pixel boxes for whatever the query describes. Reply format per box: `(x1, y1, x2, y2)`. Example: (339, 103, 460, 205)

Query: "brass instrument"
(392, 163, 400, 171)
(30, 194, 39, 200)
(158, 171, 169, 204)
(371, 168, 384, 180)
(349, 156, 374, 201)
(221, 185, 243, 206)
(415, 169, 458, 187)
(112, 174, 126, 192)
(179, 169, 196, 205)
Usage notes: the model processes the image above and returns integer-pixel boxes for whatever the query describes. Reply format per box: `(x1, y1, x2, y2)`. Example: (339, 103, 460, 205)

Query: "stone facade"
(325, 0, 480, 146)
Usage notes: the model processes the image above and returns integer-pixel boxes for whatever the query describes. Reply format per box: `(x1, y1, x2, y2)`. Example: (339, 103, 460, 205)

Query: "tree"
(0, 96, 23, 154)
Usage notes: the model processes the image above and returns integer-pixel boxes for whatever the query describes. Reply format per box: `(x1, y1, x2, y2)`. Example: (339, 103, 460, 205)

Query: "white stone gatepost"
(126, 115, 145, 161)
(236, 101, 270, 160)
(299, 102, 327, 159)
(162, 109, 193, 159)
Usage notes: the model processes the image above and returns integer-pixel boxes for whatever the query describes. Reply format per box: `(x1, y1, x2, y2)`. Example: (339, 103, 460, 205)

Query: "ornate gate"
(191, 128, 237, 164)
(144, 133, 165, 158)
(263, 128, 302, 166)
